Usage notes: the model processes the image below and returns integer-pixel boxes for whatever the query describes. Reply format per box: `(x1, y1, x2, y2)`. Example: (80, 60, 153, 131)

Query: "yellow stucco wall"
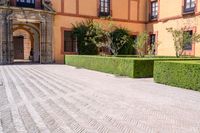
(51, 0, 200, 63)
(147, 0, 200, 57)
(52, 0, 146, 63)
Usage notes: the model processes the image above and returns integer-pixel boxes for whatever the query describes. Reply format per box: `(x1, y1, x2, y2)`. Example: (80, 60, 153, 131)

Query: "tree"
(72, 20, 98, 55)
(72, 20, 112, 55)
(109, 27, 132, 56)
(133, 32, 149, 57)
(167, 27, 200, 57)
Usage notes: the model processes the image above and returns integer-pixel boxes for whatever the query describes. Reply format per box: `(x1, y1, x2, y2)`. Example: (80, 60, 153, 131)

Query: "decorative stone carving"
(0, 2, 55, 64)
(0, 0, 7, 6)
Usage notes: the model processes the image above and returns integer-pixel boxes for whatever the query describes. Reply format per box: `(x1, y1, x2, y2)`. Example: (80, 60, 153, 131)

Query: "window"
(99, 0, 111, 17)
(183, 31, 193, 50)
(131, 35, 137, 43)
(150, 1, 158, 20)
(17, 0, 35, 8)
(150, 34, 156, 45)
(64, 31, 77, 53)
(149, 34, 156, 54)
(17, 0, 35, 4)
(183, 0, 195, 13)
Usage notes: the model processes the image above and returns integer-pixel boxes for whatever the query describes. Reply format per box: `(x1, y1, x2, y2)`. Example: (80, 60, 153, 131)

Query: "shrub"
(72, 20, 98, 55)
(133, 32, 149, 57)
(167, 27, 200, 57)
(65, 55, 134, 77)
(118, 42, 136, 55)
(65, 55, 200, 78)
(154, 61, 200, 91)
(110, 27, 134, 55)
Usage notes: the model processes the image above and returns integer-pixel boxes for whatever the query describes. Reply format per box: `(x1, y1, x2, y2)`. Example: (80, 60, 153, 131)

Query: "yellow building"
(53, 0, 200, 63)
(52, 0, 147, 63)
(147, 0, 200, 57)
(0, 0, 199, 64)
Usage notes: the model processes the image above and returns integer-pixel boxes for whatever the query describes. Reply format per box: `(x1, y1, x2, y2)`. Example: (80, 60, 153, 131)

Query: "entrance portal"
(14, 36, 24, 60)
(0, 8, 54, 64)
(13, 28, 36, 63)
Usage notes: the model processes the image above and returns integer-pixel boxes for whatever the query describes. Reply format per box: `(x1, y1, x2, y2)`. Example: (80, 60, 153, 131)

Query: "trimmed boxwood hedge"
(65, 55, 135, 77)
(154, 61, 200, 91)
(65, 55, 200, 78)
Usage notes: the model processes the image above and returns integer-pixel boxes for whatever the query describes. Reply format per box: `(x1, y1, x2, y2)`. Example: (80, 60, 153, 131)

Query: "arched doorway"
(13, 23, 40, 63)
(0, 8, 54, 64)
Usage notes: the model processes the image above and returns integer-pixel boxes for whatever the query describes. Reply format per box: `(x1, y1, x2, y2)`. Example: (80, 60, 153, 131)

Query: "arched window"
(16, 0, 35, 8)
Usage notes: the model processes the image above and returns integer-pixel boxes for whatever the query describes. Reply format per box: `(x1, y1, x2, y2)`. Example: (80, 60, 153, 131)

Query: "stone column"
(0, 10, 3, 64)
(45, 14, 53, 63)
(0, 9, 14, 64)
(40, 19, 47, 63)
(7, 17, 13, 64)
(0, 9, 8, 64)
(40, 13, 53, 63)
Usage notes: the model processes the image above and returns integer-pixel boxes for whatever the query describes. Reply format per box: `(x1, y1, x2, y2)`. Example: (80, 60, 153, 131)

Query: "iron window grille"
(99, 0, 111, 17)
(183, 0, 196, 14)
(16, 0, 35, 8)
(183, 31, 193, 50)
(64, 31, 77, 53)
(150, 1, 158, 20)
(149, 34, 156, 54)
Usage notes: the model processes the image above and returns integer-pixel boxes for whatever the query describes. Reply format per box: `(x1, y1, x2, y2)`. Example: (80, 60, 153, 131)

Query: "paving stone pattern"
(0, 65, 200, 133)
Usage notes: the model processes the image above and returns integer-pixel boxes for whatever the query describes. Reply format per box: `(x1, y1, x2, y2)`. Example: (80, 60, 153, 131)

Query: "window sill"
(149, 18, 158, 22)
(182, 7, 195, 15)
(182, 11, 195, 15)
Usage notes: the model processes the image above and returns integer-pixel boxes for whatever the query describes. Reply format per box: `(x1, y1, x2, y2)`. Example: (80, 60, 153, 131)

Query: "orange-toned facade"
(53, 0, 200, 63)
(147, 0, 200, 57)
(1, 0, 199, 64)
(52, 0, 147, 63)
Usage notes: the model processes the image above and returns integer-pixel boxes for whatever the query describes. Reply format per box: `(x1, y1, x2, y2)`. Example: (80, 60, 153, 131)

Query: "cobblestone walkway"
(0, 65, 200, 133)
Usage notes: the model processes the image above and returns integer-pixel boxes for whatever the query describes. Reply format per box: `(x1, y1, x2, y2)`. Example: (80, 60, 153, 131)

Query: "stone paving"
(0, 64, 200, 133)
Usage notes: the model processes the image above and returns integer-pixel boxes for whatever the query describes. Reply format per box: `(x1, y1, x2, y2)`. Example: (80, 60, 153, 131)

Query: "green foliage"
(110, 27, 133, 56)
(72, 20, 136, 56)
(154, 61, 200, 91)
(72, 20, 98, 55)
(133, 32, 149, 57)
(84, 20, 110, 48)
(167, 27, 200, 57)
(65, 55, 134, 77)
(133, 58, 200, 78)
(147, 41, 161, 56)
(118, 42, 136, 55)
(65, 55, 200, 78)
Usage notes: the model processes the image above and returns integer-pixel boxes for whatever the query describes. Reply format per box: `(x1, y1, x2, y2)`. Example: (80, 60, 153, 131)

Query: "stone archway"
(13, 29, 33, 61)
(13, 23, 40, 63)
(0, 7, 54, 64)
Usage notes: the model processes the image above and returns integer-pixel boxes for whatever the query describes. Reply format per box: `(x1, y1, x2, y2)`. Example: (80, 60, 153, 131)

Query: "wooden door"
(14, 36, 24, 59)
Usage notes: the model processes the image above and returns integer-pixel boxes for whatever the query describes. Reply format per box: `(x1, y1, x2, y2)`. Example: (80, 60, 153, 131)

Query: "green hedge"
(154, 61, 200, 91)
(116, 55, 197, 58)
(65, 55, 200, 78)
(65, 55, 134, 77)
